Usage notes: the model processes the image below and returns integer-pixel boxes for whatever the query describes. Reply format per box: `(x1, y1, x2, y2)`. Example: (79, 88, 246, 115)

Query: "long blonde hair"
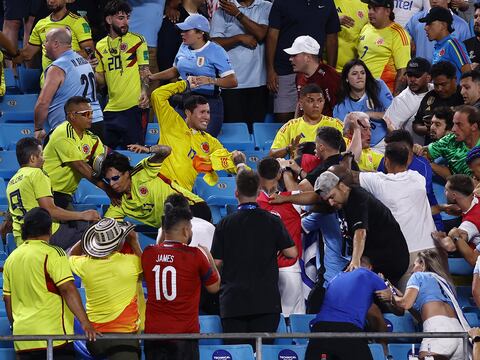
(417, 249, 454, 289)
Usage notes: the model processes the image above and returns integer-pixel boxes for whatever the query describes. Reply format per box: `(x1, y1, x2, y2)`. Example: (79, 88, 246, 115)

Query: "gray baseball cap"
(314, 171, 340, 198)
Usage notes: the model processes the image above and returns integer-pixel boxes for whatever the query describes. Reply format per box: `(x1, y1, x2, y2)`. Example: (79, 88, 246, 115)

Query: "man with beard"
(464, 4, 480, 67)
(95, 0, 150, 149)
(412, 61, 464, 144)
(13, 0, 94, 83)
(460, 71, 480, 108)
(385, 57, 432, 145)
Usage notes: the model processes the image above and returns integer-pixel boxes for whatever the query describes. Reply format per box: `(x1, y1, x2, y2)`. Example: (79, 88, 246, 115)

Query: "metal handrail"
(1, 331, 471, 360)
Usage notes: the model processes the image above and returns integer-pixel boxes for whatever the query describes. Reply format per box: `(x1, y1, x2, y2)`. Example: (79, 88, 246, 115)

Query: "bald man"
(34, 28, 104, 142)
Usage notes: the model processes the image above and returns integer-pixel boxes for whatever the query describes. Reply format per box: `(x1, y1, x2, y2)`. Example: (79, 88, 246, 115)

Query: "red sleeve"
(197, 249, 219, 286)
(301, 154, 322, 173)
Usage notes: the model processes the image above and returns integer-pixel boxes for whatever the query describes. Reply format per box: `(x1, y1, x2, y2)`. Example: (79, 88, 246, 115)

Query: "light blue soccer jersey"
(174, 41, 235, 96)
(433, 34, 471, 82)
(406, 272, 454, 312)
(46, 49, 103, 129)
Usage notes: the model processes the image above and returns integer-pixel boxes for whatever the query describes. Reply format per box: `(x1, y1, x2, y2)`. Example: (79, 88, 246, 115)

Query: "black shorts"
(3, 0, 41, 20)
(144, 339, 199, 360)
(103, 106, 148, 150)
(221, 86, 268, 128)
(17, 342, 75, 360)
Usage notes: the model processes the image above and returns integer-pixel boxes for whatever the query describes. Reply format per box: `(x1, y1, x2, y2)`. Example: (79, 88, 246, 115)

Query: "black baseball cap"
(419, 7, 453, 25)
(406, 57, 431, 76)
(360, 0, 394, 8)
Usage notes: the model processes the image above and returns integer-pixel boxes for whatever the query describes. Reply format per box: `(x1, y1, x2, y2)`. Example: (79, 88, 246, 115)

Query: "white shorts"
(421, 315, 465, 359)
(279, 261, 305, 316)
(273, 73, 297, 114)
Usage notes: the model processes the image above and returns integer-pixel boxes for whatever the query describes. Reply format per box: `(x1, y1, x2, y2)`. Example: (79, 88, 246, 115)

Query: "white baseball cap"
(284, 36, 320, 56)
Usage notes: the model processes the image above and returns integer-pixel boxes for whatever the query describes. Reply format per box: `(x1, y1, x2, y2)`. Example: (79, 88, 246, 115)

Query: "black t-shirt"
(464, 36, 480, 64)
(306, 154, 360, 187)
(343, 187, 409, 281)
(211, 203, 294, 318)
(412, 87, 463, 144)
(268, 0, 340, 75)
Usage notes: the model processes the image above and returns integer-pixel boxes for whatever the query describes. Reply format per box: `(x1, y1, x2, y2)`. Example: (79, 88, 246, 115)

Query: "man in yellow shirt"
(334, 0, 369, 72)
(95, 0, 150, 149)
(3, 207, 97, 357)
(43, 96, 114, 210)
(357, 0, 410, 95)
(344, 112, 384, 171)
(269, 84, 344, 159)
(7, 137, 100, 248)
(151, 80, 246, 192)
(101, 147, 209, 227)
(13, 0, 94, 81)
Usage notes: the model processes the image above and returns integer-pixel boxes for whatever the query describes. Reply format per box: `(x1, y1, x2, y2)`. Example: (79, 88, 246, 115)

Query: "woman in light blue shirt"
(334, 59, 393, 148)
(383, 250, 466, 360)
(150, 14, 237, 136)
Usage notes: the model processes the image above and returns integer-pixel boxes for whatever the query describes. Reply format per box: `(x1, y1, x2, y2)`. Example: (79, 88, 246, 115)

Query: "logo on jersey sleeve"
(120, 42, 128, 52)
(197, 56, 205, 67)
(439, 48, 446, 57)
(357, 10, 365, 18)
(201, 142, 210, 153)
(82, 144, 90, 154)
(376, 38, 384, 45)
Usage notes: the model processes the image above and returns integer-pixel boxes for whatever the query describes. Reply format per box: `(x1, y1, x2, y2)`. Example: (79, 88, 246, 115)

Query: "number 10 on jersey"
(152, 265, 177, 301)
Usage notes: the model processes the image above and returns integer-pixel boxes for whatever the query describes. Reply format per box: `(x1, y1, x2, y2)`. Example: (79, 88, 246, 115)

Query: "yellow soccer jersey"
(345, 139, 383, 171)
(334, 0, 369, 72)
(357, 22, 410, 92)
(0, 52, 5, 96)
(104, 158, 203, 227)
(6, 167, 60, 245)
(43, 122, 105, 195)
(29, 12, 92, 74)
(151, 81, 226, 191)
(3, 240, 74, 351)
(271, 116, 344, 154)
(96, 32, 149, 112)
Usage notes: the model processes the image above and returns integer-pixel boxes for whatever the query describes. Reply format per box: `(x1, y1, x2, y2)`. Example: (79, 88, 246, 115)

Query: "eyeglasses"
(71, 110, 93, 118)
(103, 174, 122, 184)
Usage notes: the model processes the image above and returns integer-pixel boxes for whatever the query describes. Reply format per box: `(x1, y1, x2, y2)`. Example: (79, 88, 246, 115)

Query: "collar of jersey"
(191, 41, 211, 53)
(435, 34, 452, 47)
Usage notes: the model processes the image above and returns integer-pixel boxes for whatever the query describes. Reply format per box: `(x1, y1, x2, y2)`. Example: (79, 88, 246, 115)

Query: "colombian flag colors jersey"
(96, 32, 149, 111)
(29, 12, 92, 73)
(357, 23, 411, 92)
(334, 0, 369, 72)
(151, 81, 226, 191)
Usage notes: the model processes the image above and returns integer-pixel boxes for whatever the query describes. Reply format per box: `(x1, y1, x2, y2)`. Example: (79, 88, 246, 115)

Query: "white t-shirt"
(156, 217, 215, 250)
(393, 0, 430, 27)
(384, 84, 433, 146)
(359, 170, 436, 252)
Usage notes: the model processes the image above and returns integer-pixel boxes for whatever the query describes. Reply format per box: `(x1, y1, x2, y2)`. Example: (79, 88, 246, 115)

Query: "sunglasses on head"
(103, 175, 121, 184)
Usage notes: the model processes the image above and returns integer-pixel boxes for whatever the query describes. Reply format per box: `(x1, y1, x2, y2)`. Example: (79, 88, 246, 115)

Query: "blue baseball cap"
(176, 14, 210, 33)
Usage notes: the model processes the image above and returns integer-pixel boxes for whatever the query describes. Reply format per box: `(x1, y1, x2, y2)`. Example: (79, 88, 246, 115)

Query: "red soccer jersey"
(256, 191, 302, 268)
(141, 241, 218, 334)
(301, 154, 322, 173)
(296, 63, 340, 117)
(462, 196, 480, 248)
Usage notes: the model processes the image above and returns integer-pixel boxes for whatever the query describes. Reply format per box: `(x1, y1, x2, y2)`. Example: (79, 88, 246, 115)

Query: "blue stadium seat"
(263, 344, 307, 360)
(448, 257, 474, 276)
(4, 68, 21, 95)
(199, 345, 255, 360)
(464, 312, 480, 327)
(5, 234, 16, 255)
(194, 177, 237, 224)
(0, 317, 13, 348)
(0, 179, 7, 207)
(0, 123, 34, 150)
(145, 123, 160, 145)
(383, 313, 417, 342)
(17, 67, 41, 94)
(199, 315, 223, 345)
(0, 151, 19, 180)
(369, 344, 386, 360)
(243, 150, 268, 171)
(0, 348, 15, 359)
(289, 314, 315, 345)
(0, 94, 37, 123)
(78, 287, 86, 306)
(457, 286, 475, 308)
(138, 233, 156, 251)
(388, 344, 420, 360)
(252, 123, 283, 151)
(74, 179, 110, 207)
(116, 150, 149, 166)
(274, 313, 290, 345)
(217, 123, 254, 151)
